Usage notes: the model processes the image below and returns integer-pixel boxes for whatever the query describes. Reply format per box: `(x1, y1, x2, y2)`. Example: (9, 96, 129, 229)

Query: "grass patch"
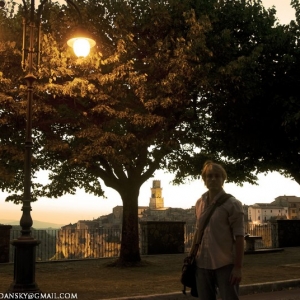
(0, 248, 300, 299)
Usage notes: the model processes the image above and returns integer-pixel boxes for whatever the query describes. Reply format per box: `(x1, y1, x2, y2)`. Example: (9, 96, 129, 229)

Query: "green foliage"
(0, 0, 299, 262)
(0, 0, 213, 263)
(188, 0, 300, 184)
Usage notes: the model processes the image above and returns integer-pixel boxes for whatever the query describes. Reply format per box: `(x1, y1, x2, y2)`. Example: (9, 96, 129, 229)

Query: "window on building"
(258, 216, 260, 220)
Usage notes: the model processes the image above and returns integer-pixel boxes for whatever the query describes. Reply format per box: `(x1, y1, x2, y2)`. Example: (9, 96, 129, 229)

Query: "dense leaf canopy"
(0, 0, 299, 263)
(192, 0, 300, 185)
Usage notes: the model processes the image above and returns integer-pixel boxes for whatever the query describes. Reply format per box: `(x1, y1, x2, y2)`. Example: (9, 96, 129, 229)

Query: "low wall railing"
(7, 223, 278, 263)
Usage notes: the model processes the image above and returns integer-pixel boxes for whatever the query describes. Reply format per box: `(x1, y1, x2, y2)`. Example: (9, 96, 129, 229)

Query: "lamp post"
(3, 0, 95, 292)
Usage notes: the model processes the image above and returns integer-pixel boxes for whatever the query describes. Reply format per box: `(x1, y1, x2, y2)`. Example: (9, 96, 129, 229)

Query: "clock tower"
(149, 180, 164, 209)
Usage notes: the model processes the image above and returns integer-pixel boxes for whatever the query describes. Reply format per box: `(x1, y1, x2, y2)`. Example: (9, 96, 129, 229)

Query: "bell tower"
(149, 180, 164, 209)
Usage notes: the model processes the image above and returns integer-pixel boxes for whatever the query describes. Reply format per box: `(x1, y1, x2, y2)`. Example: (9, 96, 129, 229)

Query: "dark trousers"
(195, 264, 239, 300)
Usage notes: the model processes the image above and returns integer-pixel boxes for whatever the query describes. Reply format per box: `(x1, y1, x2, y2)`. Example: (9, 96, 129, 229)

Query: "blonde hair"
(201, 160, 227, 181)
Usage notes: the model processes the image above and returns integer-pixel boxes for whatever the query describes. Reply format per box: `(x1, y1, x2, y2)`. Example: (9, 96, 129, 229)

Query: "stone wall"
(140, 221, 185, 255)
(277, 220, 300, 247)
(0, 225, 12, 263)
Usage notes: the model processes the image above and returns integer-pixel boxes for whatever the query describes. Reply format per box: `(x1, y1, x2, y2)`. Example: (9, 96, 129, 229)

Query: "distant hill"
(0, 219, 64, 229)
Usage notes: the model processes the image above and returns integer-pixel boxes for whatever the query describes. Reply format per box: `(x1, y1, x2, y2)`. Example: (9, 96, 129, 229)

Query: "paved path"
(103, 288, 300, 300)
(240, 288, 300, 299)
(102, 279, 300, 300)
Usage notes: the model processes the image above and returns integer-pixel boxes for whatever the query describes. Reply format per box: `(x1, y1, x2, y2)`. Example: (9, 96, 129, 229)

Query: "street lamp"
(67, 26, 96, 57)
(3, 0, 95, 293)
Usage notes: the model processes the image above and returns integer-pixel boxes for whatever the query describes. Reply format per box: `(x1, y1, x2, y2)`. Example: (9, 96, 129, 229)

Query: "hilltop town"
(45, 180, 298, 260)
(4, 180, 299, 261)
(62, 180, 300, 231)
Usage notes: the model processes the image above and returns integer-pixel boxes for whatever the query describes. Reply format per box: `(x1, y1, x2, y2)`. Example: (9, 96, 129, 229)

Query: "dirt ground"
(1, 247, 300, 300)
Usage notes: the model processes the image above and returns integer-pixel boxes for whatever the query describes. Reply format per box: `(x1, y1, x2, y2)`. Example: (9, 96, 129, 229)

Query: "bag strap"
(202, 193, 233, 229)
(191, 193, 233, 257)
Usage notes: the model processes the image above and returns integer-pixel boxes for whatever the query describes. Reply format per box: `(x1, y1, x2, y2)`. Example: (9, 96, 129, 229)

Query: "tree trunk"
(117, 182, 141, 265)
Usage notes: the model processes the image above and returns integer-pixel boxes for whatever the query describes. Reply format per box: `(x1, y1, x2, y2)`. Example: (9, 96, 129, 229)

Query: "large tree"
(0, 0, 214, 264)
(184, 0, 300, 185)
(0, 0, 297, 264)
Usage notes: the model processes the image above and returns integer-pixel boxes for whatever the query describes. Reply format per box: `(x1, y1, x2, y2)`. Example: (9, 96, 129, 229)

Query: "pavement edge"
(101, 278, 300, 300)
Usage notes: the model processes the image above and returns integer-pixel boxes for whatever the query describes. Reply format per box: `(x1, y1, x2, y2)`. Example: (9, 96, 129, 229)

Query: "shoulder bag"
(180, 193, 233, 297)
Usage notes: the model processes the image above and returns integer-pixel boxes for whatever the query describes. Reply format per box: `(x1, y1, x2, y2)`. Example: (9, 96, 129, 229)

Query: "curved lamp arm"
(21, 0, 96, 65)
(65, 0, 83, 23)
(65, 0, 96, 57)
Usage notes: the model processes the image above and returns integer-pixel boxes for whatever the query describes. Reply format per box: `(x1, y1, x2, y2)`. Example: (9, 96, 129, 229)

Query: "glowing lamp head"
(67, 37, 96, 58)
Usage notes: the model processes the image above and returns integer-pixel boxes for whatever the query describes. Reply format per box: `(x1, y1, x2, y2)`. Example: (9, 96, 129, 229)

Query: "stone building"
(98, 180, 196, 228)
(247, 195, 300, 224)
(248, 203, 288, 224)
(54, 179, 300, 259)
(149, 180, 165, 209)
(273, 196, 300, 220)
